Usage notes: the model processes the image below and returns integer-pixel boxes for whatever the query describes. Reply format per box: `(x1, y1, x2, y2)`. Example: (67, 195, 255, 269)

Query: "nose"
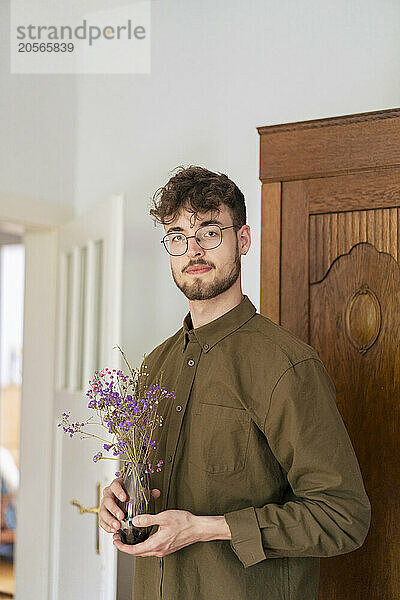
(186, 235, 205, 258)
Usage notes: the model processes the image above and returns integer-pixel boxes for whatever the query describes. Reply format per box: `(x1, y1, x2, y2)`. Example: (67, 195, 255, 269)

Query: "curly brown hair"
(149, 165, 246, 230)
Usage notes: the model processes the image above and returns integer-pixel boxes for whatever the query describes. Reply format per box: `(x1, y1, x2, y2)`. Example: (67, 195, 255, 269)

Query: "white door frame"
(0, 193, 74, 232)
(0, 193, 74, 600)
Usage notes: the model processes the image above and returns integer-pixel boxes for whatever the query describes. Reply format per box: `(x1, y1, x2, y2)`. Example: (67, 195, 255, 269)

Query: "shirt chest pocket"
(188, 402, 251, 474)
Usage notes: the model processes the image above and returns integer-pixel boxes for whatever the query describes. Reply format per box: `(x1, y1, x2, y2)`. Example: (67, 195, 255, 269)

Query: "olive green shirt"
(132, 295, 371, 600)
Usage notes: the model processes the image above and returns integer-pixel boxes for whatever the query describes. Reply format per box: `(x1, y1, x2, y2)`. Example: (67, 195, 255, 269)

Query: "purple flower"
(93, 452, 102, 463)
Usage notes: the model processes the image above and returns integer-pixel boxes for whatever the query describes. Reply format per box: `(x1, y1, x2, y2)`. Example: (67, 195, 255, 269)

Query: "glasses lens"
(164, 233, 187, 255)
(163, 225, 222, 255)
(195, 225, 221, 249)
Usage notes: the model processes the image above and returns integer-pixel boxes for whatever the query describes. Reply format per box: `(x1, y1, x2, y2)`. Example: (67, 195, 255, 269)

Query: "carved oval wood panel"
(344, 283, 382, 354)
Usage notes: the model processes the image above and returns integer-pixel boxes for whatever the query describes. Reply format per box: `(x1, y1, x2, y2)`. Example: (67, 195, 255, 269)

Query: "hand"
(112, 508, 201, 557)
(99, 477, 161, 534)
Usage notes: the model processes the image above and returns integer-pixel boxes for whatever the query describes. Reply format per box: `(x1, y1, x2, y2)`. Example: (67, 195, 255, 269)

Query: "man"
(99, 165, 371, 600)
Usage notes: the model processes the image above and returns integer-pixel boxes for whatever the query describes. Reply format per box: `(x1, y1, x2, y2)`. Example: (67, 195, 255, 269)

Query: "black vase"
(117, 462, 154, 545)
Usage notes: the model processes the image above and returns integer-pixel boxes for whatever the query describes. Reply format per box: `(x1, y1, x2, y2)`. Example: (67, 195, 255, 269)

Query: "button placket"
(161, 343, 202, 512)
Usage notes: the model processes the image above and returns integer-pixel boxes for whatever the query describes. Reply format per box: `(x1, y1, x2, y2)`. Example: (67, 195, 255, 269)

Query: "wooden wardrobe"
(258, 108, 400, 600)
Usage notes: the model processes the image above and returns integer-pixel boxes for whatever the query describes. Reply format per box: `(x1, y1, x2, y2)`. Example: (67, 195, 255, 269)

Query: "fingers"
(100, 483, 161, 533)
(99, 496, 126, 533)
(99, 478, 127, 534)
(109, 478, 127, 502)
(99, 512, 121, 534)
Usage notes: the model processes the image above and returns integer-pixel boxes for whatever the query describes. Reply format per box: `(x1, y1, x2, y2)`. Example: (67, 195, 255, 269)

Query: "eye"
(171, 234, 184, 242)
(204, 230, 217, 238)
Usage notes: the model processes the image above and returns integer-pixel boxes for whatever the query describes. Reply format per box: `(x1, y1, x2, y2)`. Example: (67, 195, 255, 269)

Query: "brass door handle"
(70, 482, 102, 554)
(70, 500, 99, 514)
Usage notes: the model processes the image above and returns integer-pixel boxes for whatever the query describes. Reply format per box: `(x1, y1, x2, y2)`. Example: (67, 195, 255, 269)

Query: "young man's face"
(163, 203, 247, 301)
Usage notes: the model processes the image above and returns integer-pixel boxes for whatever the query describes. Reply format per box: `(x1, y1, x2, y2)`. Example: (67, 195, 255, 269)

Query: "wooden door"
(259, 109, 400, 600)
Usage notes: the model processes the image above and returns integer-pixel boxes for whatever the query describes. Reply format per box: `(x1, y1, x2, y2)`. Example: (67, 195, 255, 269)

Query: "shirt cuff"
(223, 506, 267, 568)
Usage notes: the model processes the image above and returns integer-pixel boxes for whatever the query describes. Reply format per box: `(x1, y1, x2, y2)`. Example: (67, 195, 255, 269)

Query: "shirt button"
(203, 343, 209, 350)
(176, 405, 182, 412)
(187, 359, 195, 366)
(167, 455, 172, 462)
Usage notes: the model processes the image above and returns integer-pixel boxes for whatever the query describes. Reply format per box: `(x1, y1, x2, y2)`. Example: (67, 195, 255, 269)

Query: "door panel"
(310, 242, 400, 599)
(49, 194, 124, 600)
(309, 208, 400, 284)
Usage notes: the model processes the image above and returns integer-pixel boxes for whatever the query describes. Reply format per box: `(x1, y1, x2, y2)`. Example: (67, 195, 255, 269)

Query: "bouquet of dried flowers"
(58, 344, 175, 544)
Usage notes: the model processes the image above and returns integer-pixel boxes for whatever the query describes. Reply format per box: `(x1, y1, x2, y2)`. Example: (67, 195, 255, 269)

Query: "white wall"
(70, 0, 400, 365)
(0, 1, 77, 208)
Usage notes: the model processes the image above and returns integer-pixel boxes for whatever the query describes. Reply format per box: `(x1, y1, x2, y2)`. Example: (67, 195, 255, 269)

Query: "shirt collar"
(181, 294, 257, 353)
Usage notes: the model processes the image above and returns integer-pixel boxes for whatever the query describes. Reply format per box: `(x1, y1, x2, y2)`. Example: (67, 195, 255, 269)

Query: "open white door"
(49, 194, 125, 600)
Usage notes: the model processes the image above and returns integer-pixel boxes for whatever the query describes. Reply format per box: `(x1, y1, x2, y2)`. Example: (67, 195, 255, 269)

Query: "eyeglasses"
(161, 224, 236, 256)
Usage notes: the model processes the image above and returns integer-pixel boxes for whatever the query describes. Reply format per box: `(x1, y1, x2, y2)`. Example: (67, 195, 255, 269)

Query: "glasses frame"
(161, 224, 237, 256)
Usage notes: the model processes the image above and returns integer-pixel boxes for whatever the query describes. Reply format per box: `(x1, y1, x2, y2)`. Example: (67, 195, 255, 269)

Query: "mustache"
(184, 262, 213, 271)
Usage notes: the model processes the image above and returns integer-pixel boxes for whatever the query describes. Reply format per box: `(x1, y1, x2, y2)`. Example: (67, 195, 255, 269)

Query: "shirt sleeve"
(223, 357, 371, 568)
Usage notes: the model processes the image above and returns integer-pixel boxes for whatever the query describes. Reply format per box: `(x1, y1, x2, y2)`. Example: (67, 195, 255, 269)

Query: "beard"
(171, 240, 241, 301)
